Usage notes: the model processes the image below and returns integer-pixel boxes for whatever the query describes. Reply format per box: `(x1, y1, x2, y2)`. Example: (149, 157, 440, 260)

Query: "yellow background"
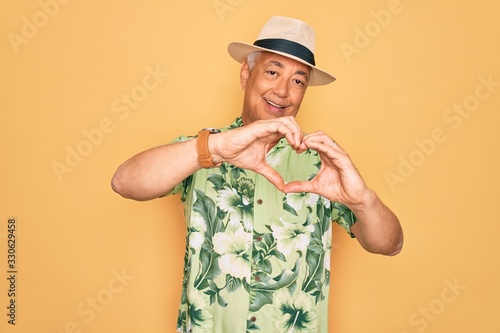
(1, 0, 499, 332)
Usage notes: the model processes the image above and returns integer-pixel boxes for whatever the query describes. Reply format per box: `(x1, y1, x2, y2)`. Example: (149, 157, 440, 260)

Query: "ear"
(240, 59, 250, 91)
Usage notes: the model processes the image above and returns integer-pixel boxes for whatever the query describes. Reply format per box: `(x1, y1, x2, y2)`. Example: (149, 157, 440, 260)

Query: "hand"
(283, 131, 371, 208)
(210, 117, 303, 191)
(212, 124, 403, 255)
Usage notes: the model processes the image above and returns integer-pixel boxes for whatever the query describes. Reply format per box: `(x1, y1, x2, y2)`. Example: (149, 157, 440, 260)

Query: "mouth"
(265, 99, 288, 110)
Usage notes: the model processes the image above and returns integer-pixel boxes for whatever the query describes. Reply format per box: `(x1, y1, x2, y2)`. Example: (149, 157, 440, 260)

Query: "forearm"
(111, 139, 200, 201)
(349, 189, 403, 256)
(111, 117, 305, 201)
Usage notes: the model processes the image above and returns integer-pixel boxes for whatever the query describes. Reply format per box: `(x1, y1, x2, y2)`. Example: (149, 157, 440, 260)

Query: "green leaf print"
(231, 167, 241, 179)
(248, 289, 273, 312)
(283, 200, 299, 216)
(302, 247, 325, 294)
(226, 274, 243, 293)
(193, 189, 225, 238)
(192, 190, 225, 291)
(194, 247, 221, 290)
(331, 201, 358, 231)
(257, 259, 272, 274)
(302, 200, 329, 295)
(217, 293, 228, 307)
(252, 232, 284, 274)
(246, 318, 260, 332)
(207, 174, 226, 191)
(204, 280, 228, 307)
(248, 260, 300, 312)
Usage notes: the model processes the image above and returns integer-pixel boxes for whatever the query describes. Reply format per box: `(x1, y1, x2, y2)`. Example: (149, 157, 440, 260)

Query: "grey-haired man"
(112, 16, 403, 333)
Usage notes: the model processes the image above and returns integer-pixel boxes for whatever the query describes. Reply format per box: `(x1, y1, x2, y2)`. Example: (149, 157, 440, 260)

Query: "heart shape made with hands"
(214, 119, 360, 204)
(256, 138, 337, 197)
(257, 136, 364, 207)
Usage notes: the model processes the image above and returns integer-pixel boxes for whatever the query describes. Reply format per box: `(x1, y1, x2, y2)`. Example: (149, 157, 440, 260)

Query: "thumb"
(283, 180, 314, 194)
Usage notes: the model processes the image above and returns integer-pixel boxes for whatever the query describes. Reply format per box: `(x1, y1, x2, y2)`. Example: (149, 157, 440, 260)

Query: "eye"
(293, 79, 305, 86)
(267, 70, 277, 76)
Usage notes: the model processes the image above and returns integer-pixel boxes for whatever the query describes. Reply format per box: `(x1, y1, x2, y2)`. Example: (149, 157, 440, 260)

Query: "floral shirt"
(169, 117, 357, 333)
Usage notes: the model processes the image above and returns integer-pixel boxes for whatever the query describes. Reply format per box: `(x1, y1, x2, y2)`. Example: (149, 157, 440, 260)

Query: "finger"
(329, 139, 344, 151)
(302, 130, 324, 139)
(295, 130, 325, 153)
(255, 165, 286, 191)
(312, 143, 346, 162)
(295, 141, 309, 154)
(303, 134, 345, 155)
(282, 180, 315, 194)
(303, 140, 352, 172)
(302, 131, 337, 149)
(279, 117, 303, 149)
(268, 118, 303, 149)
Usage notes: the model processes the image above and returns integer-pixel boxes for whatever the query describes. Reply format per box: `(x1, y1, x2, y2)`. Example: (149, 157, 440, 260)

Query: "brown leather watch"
(196, 128, 221, 168)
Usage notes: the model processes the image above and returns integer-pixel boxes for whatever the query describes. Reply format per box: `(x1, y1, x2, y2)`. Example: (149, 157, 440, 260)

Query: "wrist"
(349, 188, 378, 213)
(196, 128, 222, 168)
(207, 133, 223, 166)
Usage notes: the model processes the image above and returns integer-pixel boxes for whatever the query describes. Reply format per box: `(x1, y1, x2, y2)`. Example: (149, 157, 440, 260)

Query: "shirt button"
(254, 275, 261, 282)
(250, 316, 257, 322)
(257, 199, 263, 205)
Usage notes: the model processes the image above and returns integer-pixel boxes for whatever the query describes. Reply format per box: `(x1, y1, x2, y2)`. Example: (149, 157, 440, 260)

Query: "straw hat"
(227, 16, 335, 86)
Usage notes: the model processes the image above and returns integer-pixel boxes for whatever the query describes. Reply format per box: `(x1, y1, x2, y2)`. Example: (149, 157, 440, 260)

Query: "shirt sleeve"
(331, 201, 357, 238)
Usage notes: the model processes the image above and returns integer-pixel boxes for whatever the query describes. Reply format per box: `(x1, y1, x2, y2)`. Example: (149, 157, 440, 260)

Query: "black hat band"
(253, 38, 316, 66)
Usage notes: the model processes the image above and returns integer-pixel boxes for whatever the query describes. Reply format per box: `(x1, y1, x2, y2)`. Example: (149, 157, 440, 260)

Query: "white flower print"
(285, 192, 320, 212)
(188, 213, 207, 250)
(187, 288, 214, 333)
(216, 187, 253, 231)
(273, 289, 317, 333)
(321, 223, 333, 270)
(213, 226, 252, 281)
(320, 196, 331, 209)
(271, 219, 315, 256)
(266, 142, 289, 167)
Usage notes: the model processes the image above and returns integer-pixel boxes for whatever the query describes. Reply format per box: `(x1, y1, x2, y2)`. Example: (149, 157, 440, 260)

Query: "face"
(240, 51, 311, 125)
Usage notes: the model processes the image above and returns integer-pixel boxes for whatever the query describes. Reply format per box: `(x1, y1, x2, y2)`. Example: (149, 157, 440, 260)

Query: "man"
(112, 16, 403, 333)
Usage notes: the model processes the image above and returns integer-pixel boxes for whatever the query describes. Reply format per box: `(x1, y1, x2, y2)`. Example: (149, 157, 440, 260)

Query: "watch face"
(202, 128, 221, 134)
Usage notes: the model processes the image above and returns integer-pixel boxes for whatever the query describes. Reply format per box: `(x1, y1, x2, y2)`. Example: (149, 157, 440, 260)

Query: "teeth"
(267, 100, 285, 108)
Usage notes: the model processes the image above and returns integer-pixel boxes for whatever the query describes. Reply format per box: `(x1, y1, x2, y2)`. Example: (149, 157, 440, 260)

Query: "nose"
(272, 78, 289, 98)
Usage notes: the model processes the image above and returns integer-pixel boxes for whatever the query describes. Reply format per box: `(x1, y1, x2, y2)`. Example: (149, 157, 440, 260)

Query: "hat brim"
(228, 41, 336, 86)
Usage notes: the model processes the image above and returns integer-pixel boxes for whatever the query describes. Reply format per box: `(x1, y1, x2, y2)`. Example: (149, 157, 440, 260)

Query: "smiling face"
(240, 51, 311, 125)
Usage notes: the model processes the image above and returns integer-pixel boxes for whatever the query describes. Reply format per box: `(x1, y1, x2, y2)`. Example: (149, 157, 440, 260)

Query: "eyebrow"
(267, 60, 310, 81)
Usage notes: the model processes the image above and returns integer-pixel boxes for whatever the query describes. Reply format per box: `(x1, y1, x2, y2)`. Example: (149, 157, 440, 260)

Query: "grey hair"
(246, 51, 262, 71)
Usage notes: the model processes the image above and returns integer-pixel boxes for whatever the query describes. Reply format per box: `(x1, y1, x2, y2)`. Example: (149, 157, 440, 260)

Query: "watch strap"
(196, 129, 217, 168)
